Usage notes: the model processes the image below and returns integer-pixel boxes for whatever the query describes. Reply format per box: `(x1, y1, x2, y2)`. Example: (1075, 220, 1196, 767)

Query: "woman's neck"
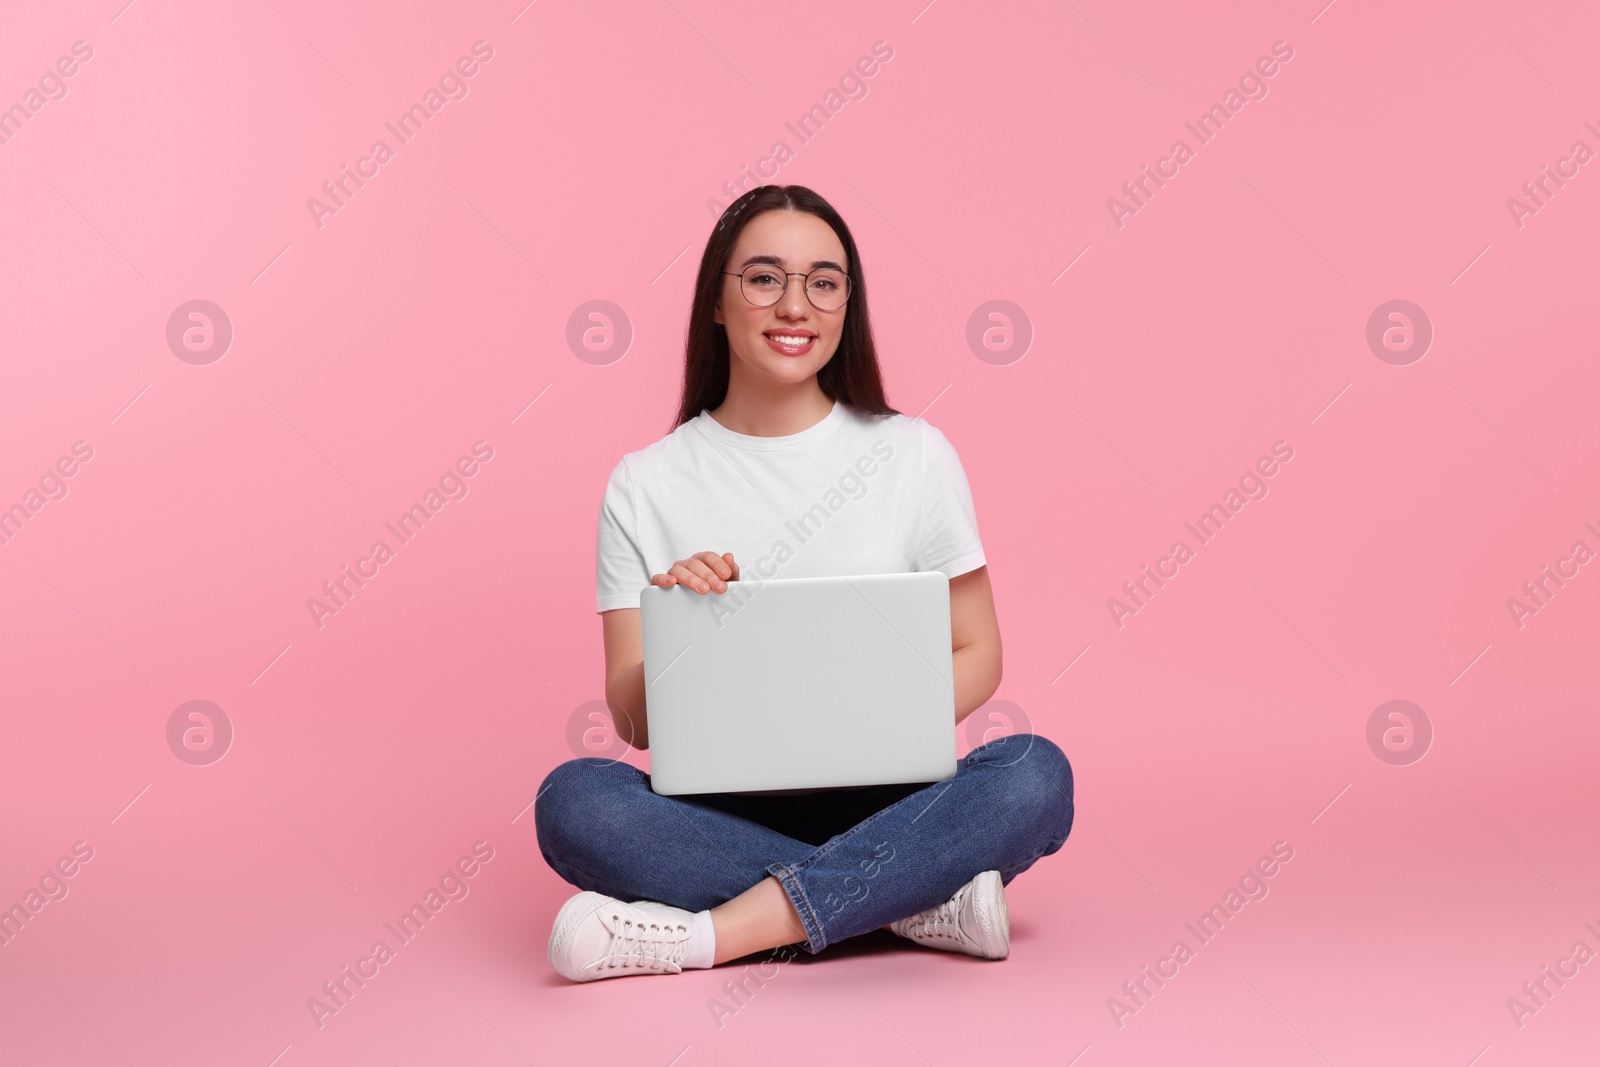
(707, 379, 835, 438)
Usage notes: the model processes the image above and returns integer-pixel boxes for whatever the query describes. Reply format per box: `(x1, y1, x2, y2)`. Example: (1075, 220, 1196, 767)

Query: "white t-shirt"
(595, 399, 987, 612)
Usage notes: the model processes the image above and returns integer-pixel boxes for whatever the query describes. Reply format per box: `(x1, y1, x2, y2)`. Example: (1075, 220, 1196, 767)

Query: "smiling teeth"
(769, 335, 811, 345)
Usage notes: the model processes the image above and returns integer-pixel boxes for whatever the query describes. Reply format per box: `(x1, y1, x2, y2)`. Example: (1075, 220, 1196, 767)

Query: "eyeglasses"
(721, 265, 852, 312)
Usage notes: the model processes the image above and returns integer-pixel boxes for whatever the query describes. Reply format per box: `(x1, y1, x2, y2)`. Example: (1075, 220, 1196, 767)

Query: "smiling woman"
(534, 184, 1074, 985)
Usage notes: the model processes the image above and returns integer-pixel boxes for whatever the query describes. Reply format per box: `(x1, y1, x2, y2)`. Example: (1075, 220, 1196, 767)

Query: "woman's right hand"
(651, 551, 740, 595)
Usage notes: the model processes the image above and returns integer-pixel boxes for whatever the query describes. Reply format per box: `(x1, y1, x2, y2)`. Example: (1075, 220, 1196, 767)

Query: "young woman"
(535, 185, 1074, 982)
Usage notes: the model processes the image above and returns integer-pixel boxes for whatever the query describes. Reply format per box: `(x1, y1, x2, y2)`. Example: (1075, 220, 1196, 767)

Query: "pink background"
(2, 0, 1596, 1064)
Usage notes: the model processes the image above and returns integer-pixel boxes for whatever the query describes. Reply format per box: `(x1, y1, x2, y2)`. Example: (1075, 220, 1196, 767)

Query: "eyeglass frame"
(719, 266, 853, 311)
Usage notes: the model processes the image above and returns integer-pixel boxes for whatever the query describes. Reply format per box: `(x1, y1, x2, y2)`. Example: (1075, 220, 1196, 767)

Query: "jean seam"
(768, 861, 827, 954)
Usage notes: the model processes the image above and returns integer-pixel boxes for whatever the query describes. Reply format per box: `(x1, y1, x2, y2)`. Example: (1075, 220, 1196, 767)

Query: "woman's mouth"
(763, 332, 816, 356)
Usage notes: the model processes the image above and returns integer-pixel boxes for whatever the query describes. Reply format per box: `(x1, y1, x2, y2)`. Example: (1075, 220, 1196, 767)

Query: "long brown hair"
(672, 185, 900, 431)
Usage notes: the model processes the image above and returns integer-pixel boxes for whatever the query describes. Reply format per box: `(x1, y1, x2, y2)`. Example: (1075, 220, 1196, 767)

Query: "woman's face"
(714, 210, 849, 389)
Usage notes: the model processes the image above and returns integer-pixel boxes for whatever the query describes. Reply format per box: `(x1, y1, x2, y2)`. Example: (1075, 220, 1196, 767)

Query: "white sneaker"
(887, 870, 1009, 959)
(548, 891, 696, 982)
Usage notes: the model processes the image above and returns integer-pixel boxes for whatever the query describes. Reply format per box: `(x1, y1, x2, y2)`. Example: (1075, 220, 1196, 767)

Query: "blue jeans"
(534, 733, 1074, 955)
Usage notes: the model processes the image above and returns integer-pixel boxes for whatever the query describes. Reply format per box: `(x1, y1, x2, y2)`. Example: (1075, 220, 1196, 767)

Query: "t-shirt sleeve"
(596, 458, 651, 612)
(915, 422, 987, 579)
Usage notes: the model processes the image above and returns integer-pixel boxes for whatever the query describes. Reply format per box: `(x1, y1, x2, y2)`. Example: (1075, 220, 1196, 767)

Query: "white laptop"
(640, 571, 958, 796)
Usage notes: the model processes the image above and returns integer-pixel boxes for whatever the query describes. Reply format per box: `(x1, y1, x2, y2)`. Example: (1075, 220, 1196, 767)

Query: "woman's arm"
(950, 565, 1003, 726)
(601, 607, 651, 750)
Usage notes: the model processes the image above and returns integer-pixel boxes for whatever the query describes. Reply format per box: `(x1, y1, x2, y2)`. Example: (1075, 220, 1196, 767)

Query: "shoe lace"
(907, 892, 966, 941)
(604, 912, 691, 972)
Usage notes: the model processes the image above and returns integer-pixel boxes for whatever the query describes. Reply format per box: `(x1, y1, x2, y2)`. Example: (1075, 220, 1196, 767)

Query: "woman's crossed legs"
(535, 732, 1074, 968)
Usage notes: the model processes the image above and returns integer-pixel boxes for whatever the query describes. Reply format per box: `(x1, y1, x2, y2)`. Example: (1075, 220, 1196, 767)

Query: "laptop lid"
(640, 571, 958, 796)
